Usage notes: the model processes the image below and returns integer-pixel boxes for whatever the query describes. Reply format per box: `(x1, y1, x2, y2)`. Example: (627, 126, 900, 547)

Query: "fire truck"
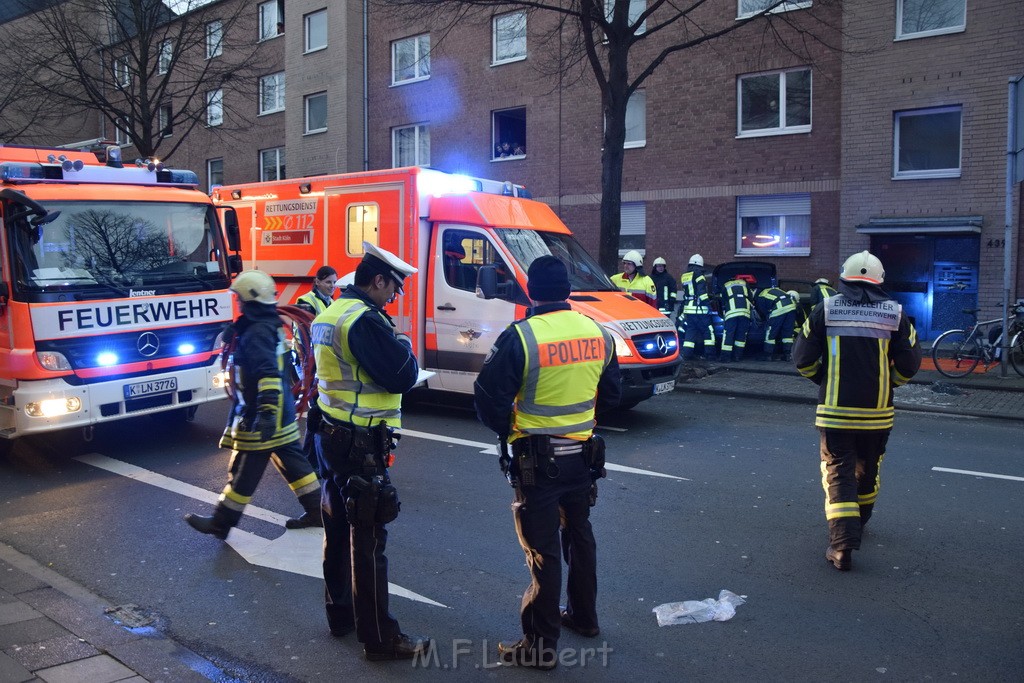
(0, 145, 241, 444)
(214, 167, 680, 409)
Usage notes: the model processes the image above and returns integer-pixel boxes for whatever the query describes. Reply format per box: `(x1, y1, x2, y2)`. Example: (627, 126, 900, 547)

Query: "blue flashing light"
(96, 352, 118, 366)
(0, 163, 46, 181)
(177, 343, 196, 355)
(160, 169, 200, 186)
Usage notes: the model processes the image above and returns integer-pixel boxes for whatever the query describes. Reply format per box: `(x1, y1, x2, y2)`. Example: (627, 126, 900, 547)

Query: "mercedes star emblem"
(137, 332, 160, 357)
(656, 334, 668, 355)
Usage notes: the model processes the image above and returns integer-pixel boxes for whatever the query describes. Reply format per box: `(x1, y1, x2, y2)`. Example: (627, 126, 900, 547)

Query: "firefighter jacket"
(756, 287, 796, 319)
(220, 301, 300, 451)
(611, 271, 657, 307)
(650, 269, 678, 311)
(809, 282, 838, 309)
(722, 278, 752, 320)
(474, 302, 622, 442)
(792, 281, 922, 431)
(679, 266, 712, 315)
(296, 287, 333, 316)
(311, 285, 419, 428)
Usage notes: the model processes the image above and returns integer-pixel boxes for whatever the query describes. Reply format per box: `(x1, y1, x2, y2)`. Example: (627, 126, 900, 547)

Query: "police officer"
(809, 277, 838, 309)
(184, 271, 322, 538)
(649, 256, 677, 315)
(475, 256, 621, 670)
(756, 285, 797, 361)
(719, 274, 753, 362)
(610, 250, 657, 308)
(678, 254, 716, 360)
(295, 265, 338, 316)
(309, 242, 430, 661)
(793, 251, 921, 571)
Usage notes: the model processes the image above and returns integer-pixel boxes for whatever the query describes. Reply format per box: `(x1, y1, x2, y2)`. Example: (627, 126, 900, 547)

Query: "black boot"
(285, 511, 323, 529)
(185, 513, 231, 540)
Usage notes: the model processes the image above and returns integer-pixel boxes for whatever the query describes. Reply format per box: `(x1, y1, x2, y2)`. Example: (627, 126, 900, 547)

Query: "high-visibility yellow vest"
(680, 271, 711, 314)
(297, 289, 330, 315)
(510, 309, 613, 442)
(610, 272, 656, 300)
(722, 279, 752, 320)
(311, 298, 402, 428)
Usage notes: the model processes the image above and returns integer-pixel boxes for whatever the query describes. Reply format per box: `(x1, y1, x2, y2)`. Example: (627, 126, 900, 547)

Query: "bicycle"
(930, 302, 1024, 378)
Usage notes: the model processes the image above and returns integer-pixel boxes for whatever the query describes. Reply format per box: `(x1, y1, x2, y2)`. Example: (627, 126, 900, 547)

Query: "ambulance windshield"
(494, 228, 618, 292)
(8, 200, 227, 296)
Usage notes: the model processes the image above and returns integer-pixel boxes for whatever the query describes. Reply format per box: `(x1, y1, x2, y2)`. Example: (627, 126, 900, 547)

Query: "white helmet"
(840, 250, 885, 284)
(622, 250, 643, 268)
(787, 290, 799, 300)
(688, 254, 704, 267)
(653, 257, 666, 267)
(230, 270, 277, 304)
(814, 277, 831, 286)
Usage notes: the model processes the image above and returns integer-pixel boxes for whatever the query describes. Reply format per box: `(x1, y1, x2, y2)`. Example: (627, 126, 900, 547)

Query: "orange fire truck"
(213, 167, 680, 408)
(0, 145, 241, 444)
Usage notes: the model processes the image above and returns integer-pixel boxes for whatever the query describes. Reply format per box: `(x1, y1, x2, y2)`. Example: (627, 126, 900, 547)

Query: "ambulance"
(213, 167, 680, 409)
(0, 145, 241, 443)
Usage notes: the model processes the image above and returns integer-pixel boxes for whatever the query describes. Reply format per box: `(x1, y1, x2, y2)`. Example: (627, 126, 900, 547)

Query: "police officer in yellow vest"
(475, 256, 621, 670)
(295, 265, 338, 316)
(310, 242, 430, 661)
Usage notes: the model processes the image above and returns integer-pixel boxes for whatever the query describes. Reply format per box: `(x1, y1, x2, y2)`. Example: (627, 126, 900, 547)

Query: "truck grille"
(632, 331, 678, 359)
(36, 323, 223, 370)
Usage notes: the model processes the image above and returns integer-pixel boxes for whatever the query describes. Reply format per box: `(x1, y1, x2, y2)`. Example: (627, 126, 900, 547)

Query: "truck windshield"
(494, 228, 618, 292)
(8, 200, 226, 296)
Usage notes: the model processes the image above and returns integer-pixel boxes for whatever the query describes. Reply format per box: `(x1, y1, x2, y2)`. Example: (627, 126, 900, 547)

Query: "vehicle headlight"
(37, 351, 72, 371)
(605, 327, 633, 358)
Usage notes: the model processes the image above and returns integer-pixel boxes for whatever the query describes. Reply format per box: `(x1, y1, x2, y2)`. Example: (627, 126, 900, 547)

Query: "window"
(158, 104, 172, 137)
(737, 194, 811, 255)
(738, 67, 811, 136)
(440, 229, 511, 294)
(115, 117, 131, 146)
(392, 124, 430, 167)
(113, 56, 130, 87)
(605, 0, 647, 33)
(391, 34, 430, 85)
(206, 20, 223, 58)
(304, 92, 327, 133)
(625, 90, 646, 148)
(207, 158, 223, 192)
(618, 203, 646, 254)
(492, 107, 526, 159)
(305, 9, 327, 52)
(894, 106, 962, 179)
(259, 72, 285, 115)
(206, 89, 223, 127)
(158, 40, 173, 75)
(347, 204, 379, 256)
(492, 11, 526, 64)
(259, 0, 284, 41)
(737, 0, 811, 19)
(896, 0, 966, 39)
(260, 147, 285, 181)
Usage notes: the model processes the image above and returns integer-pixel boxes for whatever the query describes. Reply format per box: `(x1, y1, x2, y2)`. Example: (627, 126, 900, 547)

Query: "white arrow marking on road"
(932, 466, 1024, 482)
(74, 453, 448, 608)
(397, 428, 689, 480)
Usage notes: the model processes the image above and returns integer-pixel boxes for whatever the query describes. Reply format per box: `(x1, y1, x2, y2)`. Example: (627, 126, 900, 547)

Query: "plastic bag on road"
(652, 589, 746, 626)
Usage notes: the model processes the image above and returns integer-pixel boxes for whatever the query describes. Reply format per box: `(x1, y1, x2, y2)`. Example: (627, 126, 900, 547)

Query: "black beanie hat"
(527, 256, 571, 302)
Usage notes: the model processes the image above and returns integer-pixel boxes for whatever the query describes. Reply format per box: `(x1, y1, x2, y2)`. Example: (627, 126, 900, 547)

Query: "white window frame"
(259, 0, 283, 41)
(617, 202, 646, 256)
(115, 117, 131, 146)
(736, 194, 811, 256)
(158, 104, 172, 137)
(113, 56, 130, 88)
(624, 89, 646, 148)
(259, 72, 285, 115)
(737, 67, 812, 138)
(605, 0, 647, 34)
(893, 105, 962, 180)
(492, 107, 527, 160)
(259, 147, 285, 181)
(391, 124, 430, 168)
(207, 158, 223, 192)
(391, 34, 430, 85)
(304, 9, 327, 53)
(304, 91, 328, 134)
(895, 0, 966, 40)
(206, 20, 223, 59)
(492, 11, 526, 65)
(158, 39, 173, 75)
(206, 89, 223, 127)
(737, 0, 812, 20)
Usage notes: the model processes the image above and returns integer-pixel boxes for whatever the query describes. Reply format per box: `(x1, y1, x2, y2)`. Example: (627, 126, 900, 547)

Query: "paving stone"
(18, 589, 136, 649)
(0, 617, 69, 651)
(0, 562, 47, 596)
(0, 603, 41, 627)
(0, 650, 34, 683)
(107, 637, 212, 683)
(2, 632, 98, 671)
(35, 654, 135, 683)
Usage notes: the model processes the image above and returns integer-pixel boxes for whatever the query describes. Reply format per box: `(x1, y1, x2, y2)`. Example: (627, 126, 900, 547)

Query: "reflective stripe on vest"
(311, 298, 402, 427)
(511, 310, 612, 442)
(297, 290, 329, 315)
(680, 272, 710, 314)
(723, 280, 751, 319)
(610, 273, 655, 300)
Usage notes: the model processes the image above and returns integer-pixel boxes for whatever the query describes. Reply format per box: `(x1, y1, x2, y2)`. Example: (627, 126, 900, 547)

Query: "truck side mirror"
(224, 208, 240, 251)
(476, 265, 498, 299)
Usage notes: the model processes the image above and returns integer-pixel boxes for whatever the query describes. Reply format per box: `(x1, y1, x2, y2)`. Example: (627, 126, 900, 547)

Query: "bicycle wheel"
(1009, 331, 1024, 378)
(931, 329, 981, 378)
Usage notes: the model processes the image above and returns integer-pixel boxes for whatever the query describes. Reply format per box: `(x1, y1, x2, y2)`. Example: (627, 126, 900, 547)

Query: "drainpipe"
(363, 0, 369, 171)
(1001, 75, 1022, 378)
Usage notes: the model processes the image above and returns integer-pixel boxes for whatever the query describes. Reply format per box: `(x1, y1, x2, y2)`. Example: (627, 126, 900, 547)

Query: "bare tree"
(3, 0, 269, 160)
(375, 0, 842, 271)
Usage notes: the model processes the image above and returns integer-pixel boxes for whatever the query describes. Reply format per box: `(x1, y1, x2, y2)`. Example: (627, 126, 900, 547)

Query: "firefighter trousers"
(216, 441, 321, 527)
(819, 428, 889, 551)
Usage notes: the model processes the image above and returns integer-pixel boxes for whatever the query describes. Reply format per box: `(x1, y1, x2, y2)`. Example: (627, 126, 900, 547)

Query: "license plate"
(653, 380, 675, 395)
(124, 377, 178, 399)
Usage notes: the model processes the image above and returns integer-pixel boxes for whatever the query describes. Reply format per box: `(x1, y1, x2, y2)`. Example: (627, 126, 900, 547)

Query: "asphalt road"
(0, 390, 1021, 682)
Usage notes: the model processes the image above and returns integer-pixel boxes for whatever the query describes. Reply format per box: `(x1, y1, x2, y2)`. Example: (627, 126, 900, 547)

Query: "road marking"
(398, 428, 687, 480)
(932, 466, 1024, 482)
(74, 453, 448, 608)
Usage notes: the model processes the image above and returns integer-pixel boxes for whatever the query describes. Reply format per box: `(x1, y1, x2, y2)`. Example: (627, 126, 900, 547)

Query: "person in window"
(501, 142, 513, 157)
(512, 142, 525, 156)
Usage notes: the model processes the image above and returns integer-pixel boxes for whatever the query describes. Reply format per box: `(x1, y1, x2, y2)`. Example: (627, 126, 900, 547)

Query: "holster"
(318, 418, 397, 470)
(343, 474, 400, 526)
(583, 434, 607, 480)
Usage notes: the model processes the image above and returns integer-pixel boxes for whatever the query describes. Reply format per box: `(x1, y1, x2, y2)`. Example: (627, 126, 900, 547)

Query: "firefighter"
(295, 265, 338, 316)
(474, 256, 621, 670)
(809, 277, 838, 309)
(756, 286, 797, 361)
(309, 242, 430, 661)
(792, 251, 921, 571)
(719, 274, 753, 362)
(649, 256, 677, 315)
(678, 254, 716, 360)
(610, 250, 657, 308)
(184, 270, 323, 539)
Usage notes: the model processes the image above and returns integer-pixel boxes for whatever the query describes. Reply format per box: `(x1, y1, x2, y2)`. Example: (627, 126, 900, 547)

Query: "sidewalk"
(676, 358, 1024, 422)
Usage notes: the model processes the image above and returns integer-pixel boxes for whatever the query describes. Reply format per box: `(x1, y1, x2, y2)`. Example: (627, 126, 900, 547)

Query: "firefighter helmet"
(230, 270, 278, 304)
(653, 256, 667, 267)
(689, 254, 704, 267)
(621, 250, 643, 268)
(787, 290, 800, 301)
(814, 277, 831, 286)
(840, 250, 885, 285)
